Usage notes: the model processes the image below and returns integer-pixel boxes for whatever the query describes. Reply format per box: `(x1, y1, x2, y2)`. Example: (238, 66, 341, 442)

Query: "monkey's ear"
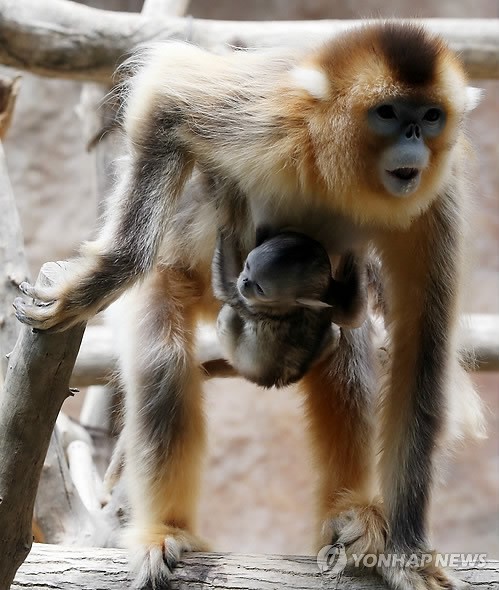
(255, 225, 273, 247)
(288, 66, 329, 100)
(295, 298, 332, 309)
(465, 86, 484, 112)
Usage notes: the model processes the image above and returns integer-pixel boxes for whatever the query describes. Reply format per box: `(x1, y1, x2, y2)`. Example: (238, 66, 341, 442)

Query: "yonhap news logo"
(316, 545, 488, 574)
(317, 542, 348, 575)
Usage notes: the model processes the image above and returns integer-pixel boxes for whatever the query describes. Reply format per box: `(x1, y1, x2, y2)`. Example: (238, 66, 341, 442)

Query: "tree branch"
(69, 314, 499, 388)
(11, 544, 499, 590)
(0, 74, 21, 140)
(0, 0, 497, 81)
(0, 262, 86, 590)
(142, 0, 191, 17)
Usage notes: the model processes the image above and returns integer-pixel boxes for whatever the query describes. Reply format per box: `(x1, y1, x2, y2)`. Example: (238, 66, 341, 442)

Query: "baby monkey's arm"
(326, 253, 368, 328)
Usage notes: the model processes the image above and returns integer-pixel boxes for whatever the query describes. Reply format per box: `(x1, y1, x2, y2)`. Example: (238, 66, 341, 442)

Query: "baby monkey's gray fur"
(212, 230, 367, 388)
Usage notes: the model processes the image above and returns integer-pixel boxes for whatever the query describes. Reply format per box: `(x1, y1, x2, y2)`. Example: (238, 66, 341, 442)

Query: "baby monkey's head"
(237, 231, 332, 310)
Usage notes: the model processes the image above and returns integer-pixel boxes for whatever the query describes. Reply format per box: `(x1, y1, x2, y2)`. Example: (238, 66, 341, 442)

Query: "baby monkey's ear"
(295, 298, 333, 309)
(255, 225, 275, 247)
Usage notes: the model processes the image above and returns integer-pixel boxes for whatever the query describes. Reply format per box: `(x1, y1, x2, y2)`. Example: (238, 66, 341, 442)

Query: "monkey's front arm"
(14, 149, 193, 331)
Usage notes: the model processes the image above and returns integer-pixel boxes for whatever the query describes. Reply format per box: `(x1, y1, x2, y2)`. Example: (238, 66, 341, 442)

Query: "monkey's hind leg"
(302, 321, 387, 563)
(119, 266, 209, 589)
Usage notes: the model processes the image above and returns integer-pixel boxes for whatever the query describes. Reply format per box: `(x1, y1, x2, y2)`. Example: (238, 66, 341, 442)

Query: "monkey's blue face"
(367, 100, 446, 197)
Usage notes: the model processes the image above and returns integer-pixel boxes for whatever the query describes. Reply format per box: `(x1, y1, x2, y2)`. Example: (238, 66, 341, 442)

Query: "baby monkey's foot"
(128, 527, 210, 590)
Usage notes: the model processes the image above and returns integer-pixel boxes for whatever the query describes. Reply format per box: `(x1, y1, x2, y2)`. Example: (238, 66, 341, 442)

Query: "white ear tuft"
(295, 298, 332, 309)
(465, 86, 484, 112)
(289, 66, 329, 100)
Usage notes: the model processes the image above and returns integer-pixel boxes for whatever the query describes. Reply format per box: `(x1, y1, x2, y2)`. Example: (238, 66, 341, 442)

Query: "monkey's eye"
(423, 108, 441, 123)
(255, 284, 264, 296)
(376, 104, 397, 120)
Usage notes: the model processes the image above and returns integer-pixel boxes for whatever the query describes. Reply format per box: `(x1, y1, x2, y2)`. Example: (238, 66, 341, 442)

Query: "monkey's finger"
(19, 281, 38, 298)
(19, 281, 57, 304)
(13, 297, 60, 330)
(163, 542, 181, 574)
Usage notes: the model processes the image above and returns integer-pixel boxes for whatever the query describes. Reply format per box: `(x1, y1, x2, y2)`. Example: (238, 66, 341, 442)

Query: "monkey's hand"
(13, 257, 120, 332)
(127, 527, 210, 589)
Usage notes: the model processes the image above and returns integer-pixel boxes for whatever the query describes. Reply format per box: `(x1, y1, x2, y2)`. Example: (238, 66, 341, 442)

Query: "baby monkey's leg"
(120, 266, 208, 589)
(302, 321, 387, 560)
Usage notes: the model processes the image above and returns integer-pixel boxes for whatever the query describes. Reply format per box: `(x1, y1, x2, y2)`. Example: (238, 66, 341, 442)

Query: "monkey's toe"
(322, 496, 387, 561)
(19, 281, 53, 302)
(132, 544, 173, 590)
(379, 559, 470, 590)
(128, 528, 210, 590)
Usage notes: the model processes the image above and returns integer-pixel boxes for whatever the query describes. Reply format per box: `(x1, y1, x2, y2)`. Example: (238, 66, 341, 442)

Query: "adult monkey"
(15, 23, 484, 590)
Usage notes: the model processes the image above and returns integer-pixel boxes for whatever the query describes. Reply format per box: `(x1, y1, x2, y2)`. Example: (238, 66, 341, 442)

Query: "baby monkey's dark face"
(237, 232, 332, 309)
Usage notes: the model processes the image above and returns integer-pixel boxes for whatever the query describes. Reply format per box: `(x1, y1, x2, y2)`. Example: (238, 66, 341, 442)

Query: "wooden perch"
(0, 262, 86, 590)
(70, 313, 499, 388)
(11, 544, 499, 590)
(0, 0, 497, 81)
(0, 74, 21, 140)
(33, 424, 100, 547)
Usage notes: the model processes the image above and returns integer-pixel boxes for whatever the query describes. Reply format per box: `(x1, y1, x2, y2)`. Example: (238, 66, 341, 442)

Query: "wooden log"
(70, 313, 499, 389)
(0, 262, 86, 590)
(142, 0, 191, 17)
(71, 323, 238, 387)
(0, 1, 497, 81)
(0, 75, 21, 140)
(11, 544, 499, 590)
(461, 314, 499, 372)
(33, 424, 99, 546)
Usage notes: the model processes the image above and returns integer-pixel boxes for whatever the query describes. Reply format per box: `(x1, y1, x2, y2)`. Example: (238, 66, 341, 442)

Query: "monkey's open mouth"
(388, 167, 419, 181)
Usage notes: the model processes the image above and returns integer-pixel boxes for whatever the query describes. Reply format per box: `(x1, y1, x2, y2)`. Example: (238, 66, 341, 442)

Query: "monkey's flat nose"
(240, 279, 252, 296)
(405, 123, 421, 139)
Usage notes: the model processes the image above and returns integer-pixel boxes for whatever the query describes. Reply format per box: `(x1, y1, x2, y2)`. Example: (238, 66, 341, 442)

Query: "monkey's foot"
(379, 553, 469, 590)
(127, 526, 210, 590)
(320, 495, 387, 561)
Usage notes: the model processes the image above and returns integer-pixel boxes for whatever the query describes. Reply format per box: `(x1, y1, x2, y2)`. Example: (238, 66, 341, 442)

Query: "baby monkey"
(212, 230, 367, 388)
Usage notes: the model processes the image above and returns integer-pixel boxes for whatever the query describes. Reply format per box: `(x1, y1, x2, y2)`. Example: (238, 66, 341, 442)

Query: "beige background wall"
(2, 0, 498, 558)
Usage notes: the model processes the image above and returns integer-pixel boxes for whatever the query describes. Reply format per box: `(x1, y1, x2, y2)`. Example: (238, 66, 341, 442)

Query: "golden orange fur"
(14, 22, 484, 590)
